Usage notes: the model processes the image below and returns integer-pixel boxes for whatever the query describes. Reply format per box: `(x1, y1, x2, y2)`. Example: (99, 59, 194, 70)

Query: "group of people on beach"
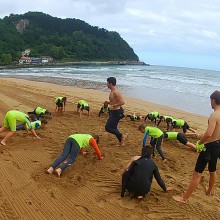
(0, 76, 220, 204)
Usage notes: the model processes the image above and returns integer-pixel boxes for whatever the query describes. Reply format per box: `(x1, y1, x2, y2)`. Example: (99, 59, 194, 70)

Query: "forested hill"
(0, 11, 139, 63)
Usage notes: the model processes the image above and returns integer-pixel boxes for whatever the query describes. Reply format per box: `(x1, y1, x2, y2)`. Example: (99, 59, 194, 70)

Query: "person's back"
(126, 156, 156, 196)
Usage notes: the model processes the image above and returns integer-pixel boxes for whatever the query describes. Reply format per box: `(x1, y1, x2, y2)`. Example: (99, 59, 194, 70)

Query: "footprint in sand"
(74, 205, 89, 214)
(96, 197, 107, 208)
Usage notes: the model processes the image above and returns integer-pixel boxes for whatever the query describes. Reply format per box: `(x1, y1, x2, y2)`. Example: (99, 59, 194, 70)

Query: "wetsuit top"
(131, 114, 138, 121)
(35, 107, 46, 115)
(78, 100, 89, 107)
(55, 97, 64, 104)
(173, 119, 185, 127)
(149, 112, 159, 118)
(69, 134, 102, 159)
(8, 110, 32, 129)
(27, 120, 42, 130)
(103, 106, 109, 113)
(144, 126, 163, 138)
(163, 132, 178, 139)
(122, 156, 167, 196)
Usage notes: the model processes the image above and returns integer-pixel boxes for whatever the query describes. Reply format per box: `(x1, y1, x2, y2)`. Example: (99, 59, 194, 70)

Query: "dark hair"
(62, 97, 67, 102)
(92, 134, 99, 144)
(107, 77, 116, 86)
(210, 90, 220, 105)
(138, 123, 146, 131)
(141, 146, 153, 157)
(41, 119, 48, 124)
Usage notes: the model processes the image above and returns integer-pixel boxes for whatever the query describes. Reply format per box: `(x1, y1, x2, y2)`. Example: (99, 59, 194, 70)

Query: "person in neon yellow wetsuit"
(163, 132, 196, 151)
(99, 101, 110, 117)
(145, 112, 160, 125)
(16, 119, 48, 130)
(77, 100, 90, 118)
(0, 110, 40, 145)
(157, 115, 173, 131)
(172, 118, 198, 135)
(55, 97, 67, 113)
(28, 107, 51, 119)
(46, 134, 103, 177)
(138, 123, 166, 161)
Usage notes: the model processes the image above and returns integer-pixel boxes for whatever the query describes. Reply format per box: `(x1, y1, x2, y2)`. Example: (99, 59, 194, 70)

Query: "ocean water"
(0, 65, 219, 116)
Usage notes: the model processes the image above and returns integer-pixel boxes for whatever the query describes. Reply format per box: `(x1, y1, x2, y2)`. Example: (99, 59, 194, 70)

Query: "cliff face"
(0, 12, 139, 62)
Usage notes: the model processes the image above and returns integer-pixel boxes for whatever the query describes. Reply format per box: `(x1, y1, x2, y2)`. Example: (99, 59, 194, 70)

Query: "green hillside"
(0, 11, 139, 65)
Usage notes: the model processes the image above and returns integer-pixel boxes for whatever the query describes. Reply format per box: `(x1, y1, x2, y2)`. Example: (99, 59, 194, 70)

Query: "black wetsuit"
(121, 155, 167, 197)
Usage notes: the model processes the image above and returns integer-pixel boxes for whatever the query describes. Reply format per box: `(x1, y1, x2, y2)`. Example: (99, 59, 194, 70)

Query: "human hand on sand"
(166, 187, 173, 191)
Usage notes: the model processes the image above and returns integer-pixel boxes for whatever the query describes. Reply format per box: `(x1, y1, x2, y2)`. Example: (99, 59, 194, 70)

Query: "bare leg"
(173, 171, 202, 203)
(0, 127, 7, 133)
(206, 172, 216, 195)
(1, 131, 14, 145)
(120, 133, 128, 146)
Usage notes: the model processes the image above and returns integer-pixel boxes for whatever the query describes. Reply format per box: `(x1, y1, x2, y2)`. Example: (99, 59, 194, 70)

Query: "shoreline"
(0, 60, 149, 70)
(0, 77, 218, 220)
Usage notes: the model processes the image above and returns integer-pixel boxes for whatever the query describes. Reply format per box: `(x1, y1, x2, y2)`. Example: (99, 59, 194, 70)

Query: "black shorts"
(177, 133, 187, 145)
(182, 122, 190, 133)
(77, 104, 90, 111)
(56, 102, 63, 107)
(195, 140, 220, 173)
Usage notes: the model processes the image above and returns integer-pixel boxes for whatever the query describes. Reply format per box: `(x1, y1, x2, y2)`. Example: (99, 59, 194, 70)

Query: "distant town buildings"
(19, 49, 53, 64)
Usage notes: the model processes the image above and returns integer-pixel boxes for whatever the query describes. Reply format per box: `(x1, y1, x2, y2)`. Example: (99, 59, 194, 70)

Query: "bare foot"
(172, 195, 188, 203)
(163, 159, 167, 162)
(46, 167, 54, 174)
(205, 187, 213, 196)
(0, 141, 6, 146)
(120, 133, 128, 146)
(55, 168, 62, 178)
(137, 195, 144, 199)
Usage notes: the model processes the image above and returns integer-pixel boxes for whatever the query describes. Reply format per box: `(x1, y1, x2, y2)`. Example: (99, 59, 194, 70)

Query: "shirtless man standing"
(173, 90, 220, 203)
(105, 77, 126, 145)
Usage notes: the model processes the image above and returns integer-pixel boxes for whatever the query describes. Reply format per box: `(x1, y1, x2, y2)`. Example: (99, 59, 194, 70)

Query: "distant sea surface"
(1, 65, 219, 116)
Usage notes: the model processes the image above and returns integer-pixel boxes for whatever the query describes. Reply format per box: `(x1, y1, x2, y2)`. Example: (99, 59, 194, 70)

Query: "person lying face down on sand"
(55, 96, 67, 114)
(173, 90, 220, 203)
(144, 111, 160, 125)
(98, 101, 110, 117)
(28, 106, 52, 120)
(16, 119, 48, 131)
(138, 123, 166, 161)
(0, 110, 41, 146)
(121, 146, 172, 199)
(163, 132, 197, 151)
(76, 100, 90, 118)
(46, 134, 103, 177)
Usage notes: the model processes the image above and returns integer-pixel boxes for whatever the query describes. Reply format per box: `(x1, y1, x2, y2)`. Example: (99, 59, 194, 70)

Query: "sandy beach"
(0, 77, 219, 220)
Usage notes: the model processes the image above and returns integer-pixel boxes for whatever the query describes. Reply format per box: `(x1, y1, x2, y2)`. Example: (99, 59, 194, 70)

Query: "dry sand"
(0, 77, 219, 220)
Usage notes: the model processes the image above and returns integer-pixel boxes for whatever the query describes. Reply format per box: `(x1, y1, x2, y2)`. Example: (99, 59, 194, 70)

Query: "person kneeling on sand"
(144, 111, 160, 125)
(121, 146, 172, 199)
(163, 132, 197, 151)
(138, 123, 166, 161)
(0, 110, 40, 145)
(46, 134, 103, 177)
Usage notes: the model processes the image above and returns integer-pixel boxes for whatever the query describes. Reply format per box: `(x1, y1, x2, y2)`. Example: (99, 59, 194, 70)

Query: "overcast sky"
(1, 0, 220, 71)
